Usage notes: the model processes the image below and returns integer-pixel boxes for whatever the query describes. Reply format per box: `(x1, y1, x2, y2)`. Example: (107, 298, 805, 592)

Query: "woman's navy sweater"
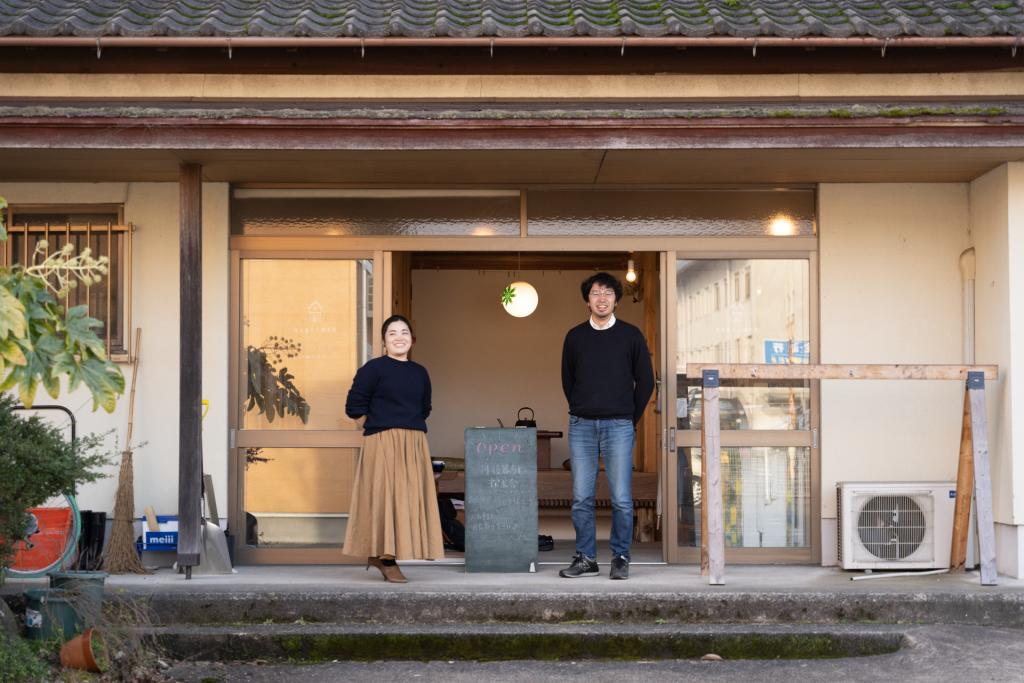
(345, 355, 431, 436)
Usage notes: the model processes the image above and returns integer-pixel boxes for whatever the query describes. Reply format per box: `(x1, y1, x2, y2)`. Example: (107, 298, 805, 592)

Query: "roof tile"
(0, 0, 1022, 39)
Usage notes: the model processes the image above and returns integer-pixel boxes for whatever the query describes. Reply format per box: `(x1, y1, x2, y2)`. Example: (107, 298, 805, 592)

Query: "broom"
(102, 328, 149, 574)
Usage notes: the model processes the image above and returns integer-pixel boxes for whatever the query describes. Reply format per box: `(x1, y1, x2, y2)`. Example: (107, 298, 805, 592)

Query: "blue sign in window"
(764, 340, 810, 364)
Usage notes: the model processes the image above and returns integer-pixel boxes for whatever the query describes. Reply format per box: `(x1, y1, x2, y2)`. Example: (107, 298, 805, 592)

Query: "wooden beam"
(177, 163, 203, 577)
(967, 372, 998, 585)
(950, 385, 974, 572)
(638, 252, 659, 476)
(686, 363, 997, 381)
(701, 369, 725, 585)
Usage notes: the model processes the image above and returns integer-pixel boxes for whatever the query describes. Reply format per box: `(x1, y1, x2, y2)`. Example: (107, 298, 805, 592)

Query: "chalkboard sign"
(464, 427, 538, 573)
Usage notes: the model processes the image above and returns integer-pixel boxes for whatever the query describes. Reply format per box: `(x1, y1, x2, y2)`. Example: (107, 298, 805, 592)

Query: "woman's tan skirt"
(342, 428, 444, 561)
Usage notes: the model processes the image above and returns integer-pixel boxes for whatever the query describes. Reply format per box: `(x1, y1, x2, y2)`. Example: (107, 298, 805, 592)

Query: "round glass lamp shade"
(501, 281, 539, 318)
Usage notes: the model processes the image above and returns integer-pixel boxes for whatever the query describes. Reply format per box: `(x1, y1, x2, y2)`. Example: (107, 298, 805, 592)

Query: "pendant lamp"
(501, 281, 539, 318)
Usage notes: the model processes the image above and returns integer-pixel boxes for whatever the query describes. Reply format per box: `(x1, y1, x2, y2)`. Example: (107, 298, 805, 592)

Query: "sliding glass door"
(229, 253, 382, 564)
(662, 254, 819, 564)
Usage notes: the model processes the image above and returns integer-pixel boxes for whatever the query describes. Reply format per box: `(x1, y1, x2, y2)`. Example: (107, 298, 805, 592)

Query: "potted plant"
(59, 627, 109, 673)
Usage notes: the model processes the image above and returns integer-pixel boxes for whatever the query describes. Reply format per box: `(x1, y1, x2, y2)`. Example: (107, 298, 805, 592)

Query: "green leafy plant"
(501, 284, 516, 306)
(0, 632, 50, 683)
(246, 336, 310, 424)
(0, 394, 111, 577)
(0, 197, 125, 412)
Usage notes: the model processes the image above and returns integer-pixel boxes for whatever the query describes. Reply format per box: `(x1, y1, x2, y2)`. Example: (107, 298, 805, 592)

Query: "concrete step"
(151, 622, 906, 662)
(137, 590, 1024, 628)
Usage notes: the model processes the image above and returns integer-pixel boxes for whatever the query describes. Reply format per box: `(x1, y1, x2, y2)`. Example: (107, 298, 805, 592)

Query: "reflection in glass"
(528, 189, 815, 236)
(242, 259, 372, 430)
(677, 381, 810, 431)
(244, 447, 358, 547)
(676, 259, 811, 430)
(678, 447, 810, 549)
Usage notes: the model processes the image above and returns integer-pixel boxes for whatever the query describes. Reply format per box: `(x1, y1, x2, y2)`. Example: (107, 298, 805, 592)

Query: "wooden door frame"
(227, 248, 386, 565)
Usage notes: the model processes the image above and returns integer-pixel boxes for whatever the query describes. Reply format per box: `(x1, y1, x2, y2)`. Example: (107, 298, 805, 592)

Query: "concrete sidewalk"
(7, 562, 1021, 595)
(6, 563, 1024, 626)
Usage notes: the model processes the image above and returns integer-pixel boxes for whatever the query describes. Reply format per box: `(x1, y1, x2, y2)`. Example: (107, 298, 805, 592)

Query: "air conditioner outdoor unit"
(837, 481, 957, 571)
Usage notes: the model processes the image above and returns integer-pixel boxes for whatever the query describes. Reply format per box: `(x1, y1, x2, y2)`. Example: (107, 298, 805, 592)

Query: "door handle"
(655, 373, 662, 413)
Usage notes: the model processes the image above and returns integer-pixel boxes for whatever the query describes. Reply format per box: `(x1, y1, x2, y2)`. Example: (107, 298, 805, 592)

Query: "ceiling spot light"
(501, 281, 539, 318)
(769, 215, 797, 236)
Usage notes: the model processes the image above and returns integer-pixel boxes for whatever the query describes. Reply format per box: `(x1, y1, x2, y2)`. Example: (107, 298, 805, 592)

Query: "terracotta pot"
(59, 627, 105, 673)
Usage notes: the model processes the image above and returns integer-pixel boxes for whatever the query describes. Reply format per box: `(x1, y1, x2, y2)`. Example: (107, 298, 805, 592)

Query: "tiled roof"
(0, 1, 1022, 40)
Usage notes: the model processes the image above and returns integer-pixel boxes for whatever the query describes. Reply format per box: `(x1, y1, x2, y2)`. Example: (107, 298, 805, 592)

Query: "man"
(559, 272, 655, 580)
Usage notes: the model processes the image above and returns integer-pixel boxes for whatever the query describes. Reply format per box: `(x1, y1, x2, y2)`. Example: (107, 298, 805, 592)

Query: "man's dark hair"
(580, 272, 623, 303)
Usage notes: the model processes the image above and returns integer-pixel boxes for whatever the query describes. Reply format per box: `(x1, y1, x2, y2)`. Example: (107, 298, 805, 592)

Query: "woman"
(342, 314, 444, 582)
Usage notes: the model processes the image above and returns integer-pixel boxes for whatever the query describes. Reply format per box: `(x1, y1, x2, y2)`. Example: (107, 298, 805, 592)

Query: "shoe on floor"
(559, 552, 599, 578)
(610, 554, 630, 580)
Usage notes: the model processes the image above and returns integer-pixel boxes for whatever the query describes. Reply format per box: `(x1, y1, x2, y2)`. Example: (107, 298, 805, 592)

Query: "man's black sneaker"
(610, 554, 630, 580)
(559, 552, 599, 578)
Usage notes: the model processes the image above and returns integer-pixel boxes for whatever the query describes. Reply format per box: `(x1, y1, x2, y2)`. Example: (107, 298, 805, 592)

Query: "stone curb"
(131, 591, 1024, 628)
(151, 622, 907, 662)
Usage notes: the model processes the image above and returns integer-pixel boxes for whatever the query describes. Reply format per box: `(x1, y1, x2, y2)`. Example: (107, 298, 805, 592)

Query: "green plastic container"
(23, 588, 83, 641)
(49, 571, 107, 606)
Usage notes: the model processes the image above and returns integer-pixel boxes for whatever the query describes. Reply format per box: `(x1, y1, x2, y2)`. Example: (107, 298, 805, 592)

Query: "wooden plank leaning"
(967, 372, 998, 585)
(701, 369, 725, 585)
(949, 384, 974, 573)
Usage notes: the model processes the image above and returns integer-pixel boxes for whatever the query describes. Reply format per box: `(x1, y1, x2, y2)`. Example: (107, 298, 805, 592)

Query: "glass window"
(676, 259, 810, 430)
(244, 447, 358, 547)
(677, 447, 811, 549)
(3, 208, 129, 354)
(232, 189, 520, 236)
(527, 189, 815, 236)
(241, 259, 372, 430)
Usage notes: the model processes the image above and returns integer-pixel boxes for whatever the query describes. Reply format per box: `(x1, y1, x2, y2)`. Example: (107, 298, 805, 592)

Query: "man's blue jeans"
(568, 416, 635, 560)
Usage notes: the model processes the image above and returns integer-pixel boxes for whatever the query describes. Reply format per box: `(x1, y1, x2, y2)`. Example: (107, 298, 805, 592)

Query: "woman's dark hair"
(580, 272, 623, 303)
(381, 314, 414, 339)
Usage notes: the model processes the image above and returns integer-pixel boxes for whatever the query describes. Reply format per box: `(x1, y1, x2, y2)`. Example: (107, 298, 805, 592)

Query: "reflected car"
(677, 383, 749, 431)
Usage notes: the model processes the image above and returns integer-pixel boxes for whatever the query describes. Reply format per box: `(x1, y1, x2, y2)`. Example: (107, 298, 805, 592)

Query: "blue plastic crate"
(139, 515, 178, 551)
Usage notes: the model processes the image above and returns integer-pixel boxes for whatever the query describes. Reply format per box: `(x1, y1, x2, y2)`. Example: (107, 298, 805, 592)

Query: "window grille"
(2, 206, 132, 356)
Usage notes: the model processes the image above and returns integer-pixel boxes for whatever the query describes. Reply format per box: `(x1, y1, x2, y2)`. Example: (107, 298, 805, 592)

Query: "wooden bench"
(437, 470, 659, 541)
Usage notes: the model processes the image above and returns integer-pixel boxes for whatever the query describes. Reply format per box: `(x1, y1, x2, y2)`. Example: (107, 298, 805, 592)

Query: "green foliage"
(0, 632, 50, 683)
(0, 395, 111, 573)
(0, 270, 125, 412)
(246, 341, 310, 424)
(0, 197, 124, 412)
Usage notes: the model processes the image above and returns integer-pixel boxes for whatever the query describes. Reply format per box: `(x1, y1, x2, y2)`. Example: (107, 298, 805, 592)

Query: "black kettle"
(515, 407, 537, 428)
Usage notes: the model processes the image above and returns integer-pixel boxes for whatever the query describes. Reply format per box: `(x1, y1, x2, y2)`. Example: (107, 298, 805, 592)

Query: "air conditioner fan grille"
(856, 494, 927, 560)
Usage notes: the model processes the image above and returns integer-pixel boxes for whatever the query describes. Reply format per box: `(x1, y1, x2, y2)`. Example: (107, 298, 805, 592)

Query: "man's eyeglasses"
(589, 290, 616, 299)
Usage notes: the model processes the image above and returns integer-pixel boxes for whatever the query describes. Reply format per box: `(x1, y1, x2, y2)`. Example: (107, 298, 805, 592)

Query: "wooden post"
(701, 369, 725, 585)
(177, 163, 203, 578)
(966, 372, 998, 585)
(949, 385, 974, 572)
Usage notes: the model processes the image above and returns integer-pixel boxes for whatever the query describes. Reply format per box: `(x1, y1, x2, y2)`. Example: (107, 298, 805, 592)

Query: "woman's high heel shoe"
(366, 556, 408, 583)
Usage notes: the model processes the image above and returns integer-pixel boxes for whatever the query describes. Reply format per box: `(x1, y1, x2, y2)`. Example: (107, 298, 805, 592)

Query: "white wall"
(818, 184, 970, 535)
(411, 269, 643, 467)
(970, 164, 1024, 578)
(0, 182, 230, 522)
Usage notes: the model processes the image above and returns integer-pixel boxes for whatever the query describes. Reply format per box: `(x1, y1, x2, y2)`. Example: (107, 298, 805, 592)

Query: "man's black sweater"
(561, 319, 655, 424)
(345, 355, 431, 436)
